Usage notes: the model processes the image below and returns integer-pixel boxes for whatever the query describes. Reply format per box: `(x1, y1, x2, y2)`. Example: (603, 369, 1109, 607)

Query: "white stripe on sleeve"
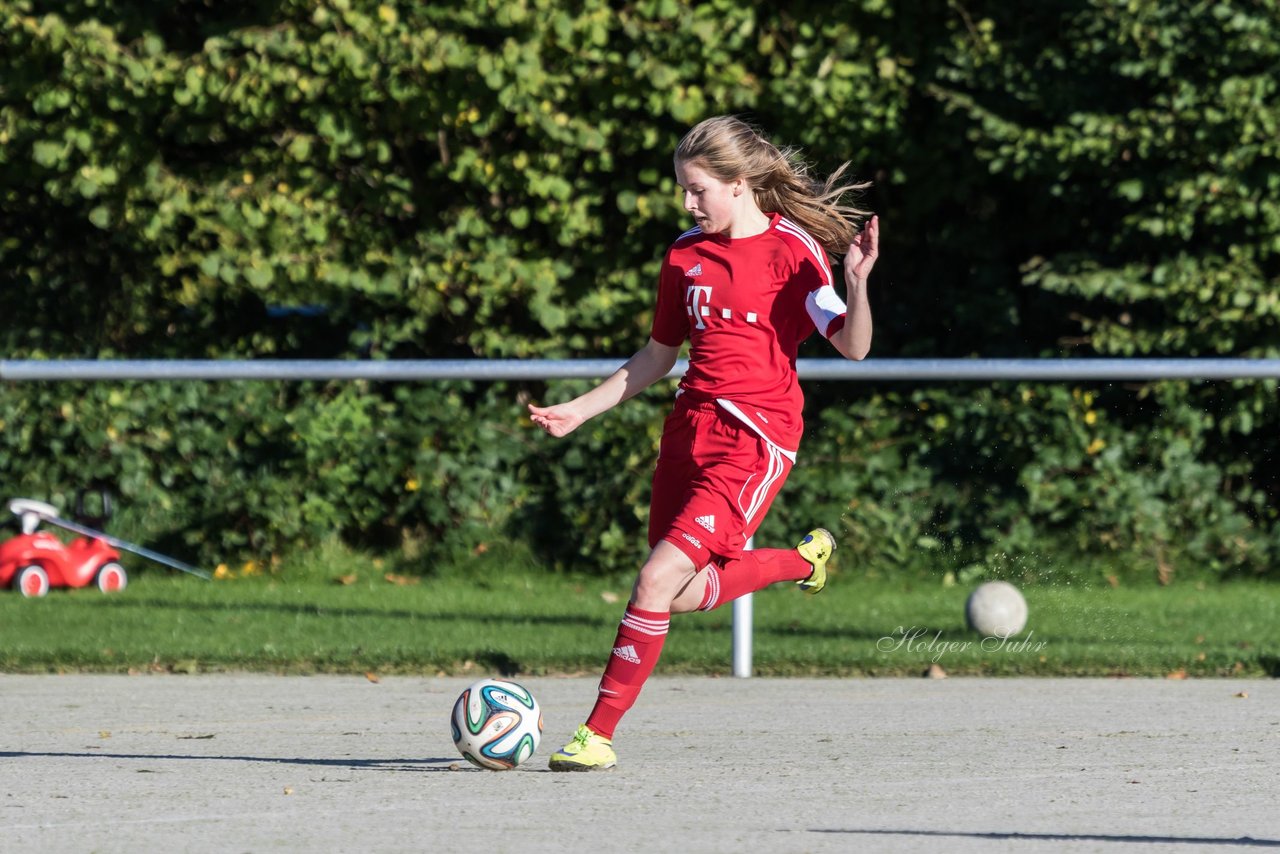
(777, 219, 832, 284)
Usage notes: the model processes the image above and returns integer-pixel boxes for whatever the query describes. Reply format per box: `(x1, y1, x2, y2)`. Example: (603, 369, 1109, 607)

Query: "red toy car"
(0, 499, 127, 597)
(1, 497, 209, 597)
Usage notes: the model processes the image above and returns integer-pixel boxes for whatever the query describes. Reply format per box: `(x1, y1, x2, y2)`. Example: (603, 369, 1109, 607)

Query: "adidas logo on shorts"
(695, 514, 716, 533)
(612, 644, 641, 664)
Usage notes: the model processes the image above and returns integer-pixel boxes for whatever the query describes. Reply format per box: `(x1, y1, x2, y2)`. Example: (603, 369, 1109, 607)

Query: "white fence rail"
(4, 357, 1280, 382)
(4, 357, 1278, 677)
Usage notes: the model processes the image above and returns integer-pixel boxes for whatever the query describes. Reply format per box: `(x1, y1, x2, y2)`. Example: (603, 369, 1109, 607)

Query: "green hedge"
(2, 376, 1273, 582)
(1, 0, 1277, 581)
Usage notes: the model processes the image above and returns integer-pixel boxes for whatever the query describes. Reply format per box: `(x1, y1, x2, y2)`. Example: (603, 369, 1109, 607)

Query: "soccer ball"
(965, 581, 1028, 638)
(450, 678, 543, 770)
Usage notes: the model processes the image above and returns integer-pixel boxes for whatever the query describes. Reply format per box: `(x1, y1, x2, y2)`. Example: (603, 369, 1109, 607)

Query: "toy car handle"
(47, 516, 211, 580)
(10, 498, 60, 518)
(10, 498, 59, 534)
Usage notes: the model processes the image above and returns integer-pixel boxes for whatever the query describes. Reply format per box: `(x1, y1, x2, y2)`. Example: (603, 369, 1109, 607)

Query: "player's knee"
(632, 562, 675, 600)
(632, 553, 691, 607)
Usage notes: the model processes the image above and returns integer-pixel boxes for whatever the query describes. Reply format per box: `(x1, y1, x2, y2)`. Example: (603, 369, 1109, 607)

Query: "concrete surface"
(1, 675, 1277, 853)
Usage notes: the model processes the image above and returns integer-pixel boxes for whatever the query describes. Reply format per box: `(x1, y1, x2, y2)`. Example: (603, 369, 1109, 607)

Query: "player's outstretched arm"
(830, 214, 878, 361)
(529, 338, 681, 438)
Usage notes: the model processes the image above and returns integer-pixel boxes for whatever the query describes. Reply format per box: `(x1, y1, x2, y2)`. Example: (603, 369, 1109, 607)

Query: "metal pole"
(732, 537, 754, 678)
(732, 594, 753, 678)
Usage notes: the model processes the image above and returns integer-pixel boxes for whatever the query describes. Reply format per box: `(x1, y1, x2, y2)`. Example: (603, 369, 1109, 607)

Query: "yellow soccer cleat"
(548, 724, 617, 772)
(795, 528, 836, 594)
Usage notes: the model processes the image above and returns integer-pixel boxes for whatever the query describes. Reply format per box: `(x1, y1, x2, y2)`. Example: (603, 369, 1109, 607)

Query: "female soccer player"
(529, 115, 879, 770)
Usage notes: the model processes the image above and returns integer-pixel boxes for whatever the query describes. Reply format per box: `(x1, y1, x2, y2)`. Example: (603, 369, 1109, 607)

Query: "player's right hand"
(528, 403, 584, 438)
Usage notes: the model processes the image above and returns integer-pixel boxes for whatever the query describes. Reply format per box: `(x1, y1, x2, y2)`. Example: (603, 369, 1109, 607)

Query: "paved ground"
(1, 675, 1277, 853)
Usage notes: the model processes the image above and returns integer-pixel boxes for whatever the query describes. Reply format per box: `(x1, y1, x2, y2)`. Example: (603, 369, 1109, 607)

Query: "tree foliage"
(1, 0, 1277, 580)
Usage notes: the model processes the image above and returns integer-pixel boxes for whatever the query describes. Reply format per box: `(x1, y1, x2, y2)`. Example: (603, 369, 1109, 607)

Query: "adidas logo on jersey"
(612, 644, 641, 664)
(685, 263, 703, 277)
(695, 514, 716, 533)
(681, 531, 703, 550)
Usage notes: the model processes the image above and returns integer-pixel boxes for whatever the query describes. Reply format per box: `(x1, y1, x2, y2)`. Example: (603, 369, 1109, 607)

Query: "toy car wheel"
(94, 562, 128, 593)
(14, 565, 50, 598)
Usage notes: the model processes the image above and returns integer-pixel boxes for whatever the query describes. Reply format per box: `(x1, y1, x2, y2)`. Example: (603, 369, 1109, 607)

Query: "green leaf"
(32, 140, 64, 168)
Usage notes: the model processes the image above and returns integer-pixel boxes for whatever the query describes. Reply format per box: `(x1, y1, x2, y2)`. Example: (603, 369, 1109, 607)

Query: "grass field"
(2, 559, 1276, 678)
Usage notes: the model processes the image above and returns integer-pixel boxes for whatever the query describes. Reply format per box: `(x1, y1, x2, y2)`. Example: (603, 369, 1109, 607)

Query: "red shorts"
(649, 396, 796, 567)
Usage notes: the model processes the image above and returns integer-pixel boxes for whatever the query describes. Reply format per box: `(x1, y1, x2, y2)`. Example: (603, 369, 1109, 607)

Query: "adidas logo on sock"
(695, 514, 716, 533)
(612, 644, 641, 664)
(685, 263, 703, 277)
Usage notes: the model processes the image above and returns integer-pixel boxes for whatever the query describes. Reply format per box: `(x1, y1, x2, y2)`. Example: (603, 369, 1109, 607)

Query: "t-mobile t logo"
(686, 284, 713, 330)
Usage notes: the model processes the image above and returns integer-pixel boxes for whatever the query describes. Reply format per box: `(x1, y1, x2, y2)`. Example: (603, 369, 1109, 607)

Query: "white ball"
(965, 581, 1028, 637)
(451, 678, 543, 770)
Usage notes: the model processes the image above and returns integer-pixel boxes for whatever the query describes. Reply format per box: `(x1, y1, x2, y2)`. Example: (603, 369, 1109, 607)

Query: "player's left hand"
(845, 214, 879, 285)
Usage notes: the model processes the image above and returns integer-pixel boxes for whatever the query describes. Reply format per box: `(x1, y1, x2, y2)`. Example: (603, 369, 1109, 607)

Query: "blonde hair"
(674, 115, 871, 255)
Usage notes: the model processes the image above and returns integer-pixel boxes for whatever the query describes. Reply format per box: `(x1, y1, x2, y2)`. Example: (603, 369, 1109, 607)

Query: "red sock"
(697, 548, 811, 611)
(585, 604, 669, 740)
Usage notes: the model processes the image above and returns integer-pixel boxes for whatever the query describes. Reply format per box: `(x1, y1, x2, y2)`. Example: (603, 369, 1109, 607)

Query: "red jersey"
(650, 213, 847, 454)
